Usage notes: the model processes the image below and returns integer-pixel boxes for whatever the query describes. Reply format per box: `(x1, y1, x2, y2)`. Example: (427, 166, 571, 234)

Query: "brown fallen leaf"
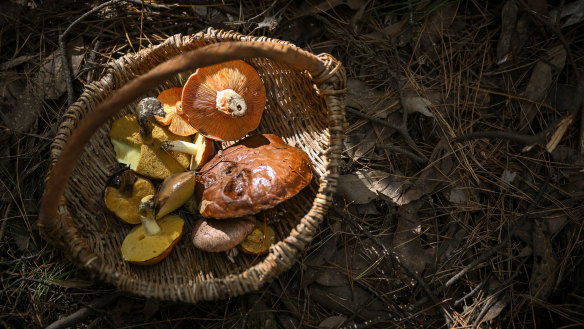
(549, 0, 584, 28)
(346, 78, 397, 119)
(392, 201, 435, 284)
(337, 173, 378, 204)
(354, 169, 405, 204)
(0, 73, 41, 133)
(397, 137, 454, 205)
(33, 36, 84, 100)
(519, 45, 567, 131)
(401, 95, 434, 118)
(414, 4, 458, 62)
(497, 0, 519, 64)
(529, 220, 558, 299)
(318, 315, 351, 328)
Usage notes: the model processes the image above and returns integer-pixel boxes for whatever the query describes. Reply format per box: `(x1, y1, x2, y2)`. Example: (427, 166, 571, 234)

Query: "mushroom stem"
(161, 140, 199, 155)
(139, 195, 161, 236)
(137, 97, 166, 144)
(216, 89, 247, 117)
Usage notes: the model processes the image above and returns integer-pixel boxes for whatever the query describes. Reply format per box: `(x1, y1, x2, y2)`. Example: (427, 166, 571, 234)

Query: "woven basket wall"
(40, 27, 346, 303)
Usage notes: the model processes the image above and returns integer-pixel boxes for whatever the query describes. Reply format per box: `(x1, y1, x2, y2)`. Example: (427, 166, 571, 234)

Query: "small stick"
(45, 292, 121, 329)
(452, 130, 545, 145)
(375, 143, 428, 164)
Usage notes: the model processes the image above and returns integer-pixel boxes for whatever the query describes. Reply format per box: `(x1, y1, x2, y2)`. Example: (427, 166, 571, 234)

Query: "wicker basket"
(39, 28, 346, 303)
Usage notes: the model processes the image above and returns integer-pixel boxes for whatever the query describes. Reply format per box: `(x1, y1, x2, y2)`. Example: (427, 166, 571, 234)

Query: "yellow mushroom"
(109, 103, 191, 180)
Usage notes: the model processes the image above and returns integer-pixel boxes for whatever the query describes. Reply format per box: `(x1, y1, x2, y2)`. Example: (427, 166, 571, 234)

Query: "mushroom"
(155, 171, 197, 218)
(191, 216, 256, 252)
(109, 106, 191, 180)
(120, 195, 184, 265)
(104, 168, 155, 224)
(239, 222, 277, 255)
(160, 132, 215, 170)
(181, 60, 266, 141)
(196, 134, 313, 219)
(154, 87, 198, 136)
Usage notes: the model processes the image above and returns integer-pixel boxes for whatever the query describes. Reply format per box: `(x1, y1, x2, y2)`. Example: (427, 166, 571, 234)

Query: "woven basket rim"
(40, 28, 346, 303)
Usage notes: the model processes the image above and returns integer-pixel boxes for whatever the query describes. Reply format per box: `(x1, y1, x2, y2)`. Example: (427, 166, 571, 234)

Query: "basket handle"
(39, 41, 325, 229)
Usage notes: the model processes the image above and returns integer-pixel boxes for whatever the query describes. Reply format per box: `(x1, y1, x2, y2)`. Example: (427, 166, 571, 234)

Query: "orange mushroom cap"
(181, 60, 266, 141)
(155, 87, 198, 136)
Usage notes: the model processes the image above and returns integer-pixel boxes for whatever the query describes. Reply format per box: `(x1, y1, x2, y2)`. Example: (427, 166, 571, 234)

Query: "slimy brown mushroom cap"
(196, 134, 313, 219)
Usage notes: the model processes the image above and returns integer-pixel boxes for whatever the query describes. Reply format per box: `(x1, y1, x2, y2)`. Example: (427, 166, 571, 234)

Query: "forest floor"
(1, 1, 584, 328)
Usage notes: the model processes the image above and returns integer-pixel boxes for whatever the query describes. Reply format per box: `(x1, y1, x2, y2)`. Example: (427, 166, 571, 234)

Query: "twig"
(452, 130, 545, 145)
(375, 143, 428, 164)
(0, 250, 52, 266)
(331, 206, 453, 325)
(45, 292, 121, 329)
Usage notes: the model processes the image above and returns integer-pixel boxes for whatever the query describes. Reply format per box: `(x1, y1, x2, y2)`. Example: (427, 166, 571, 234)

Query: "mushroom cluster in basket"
(104, 60, 313, 265)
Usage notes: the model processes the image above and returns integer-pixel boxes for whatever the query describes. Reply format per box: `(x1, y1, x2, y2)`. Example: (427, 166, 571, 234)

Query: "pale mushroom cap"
(196, 134, 313, 219)
(121, 214, 184, 265)
(191, 216, 256, 252)
(181, 60, 266, 141)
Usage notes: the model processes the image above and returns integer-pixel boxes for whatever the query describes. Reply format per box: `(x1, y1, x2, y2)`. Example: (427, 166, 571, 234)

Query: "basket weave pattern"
(41, 28, 346, 303)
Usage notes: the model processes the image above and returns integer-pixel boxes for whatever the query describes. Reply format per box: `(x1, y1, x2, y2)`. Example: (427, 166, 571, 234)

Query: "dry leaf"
(415, 4, 458, 61)
(519, 45, 567, 130)
(401, 95, 434, 117)
(319, 316, 350, 328)
(0, 74, 41, 133)
(392, 201, 435, 284)
(497, 0, 520, 64)
(500, 169, 517, 186)
(33, 36, 84, 100)
(529, 220, 558, 299)
(448, 188, 467, 204)
(549, 0, 584, 28)
(546, 114, 573, 153)
(354, 169, 405, 204)
(346, 78, 396, 118)
(256, 16, 278, 30)
(337, 174, 378, 204)
(398, 138, 454, 205)
(344, 126, 379, 161)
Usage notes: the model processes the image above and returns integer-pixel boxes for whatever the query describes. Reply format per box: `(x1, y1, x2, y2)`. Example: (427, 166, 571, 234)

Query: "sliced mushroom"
(121, 195, 184, 265)
(181, 60, 266, 141)
(239, 222, 277, 255)
(196, 134, 313, 219)
(104, 169, 155, 224)
(109, 113, 191, 180)
(191, 216, 257, 252)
